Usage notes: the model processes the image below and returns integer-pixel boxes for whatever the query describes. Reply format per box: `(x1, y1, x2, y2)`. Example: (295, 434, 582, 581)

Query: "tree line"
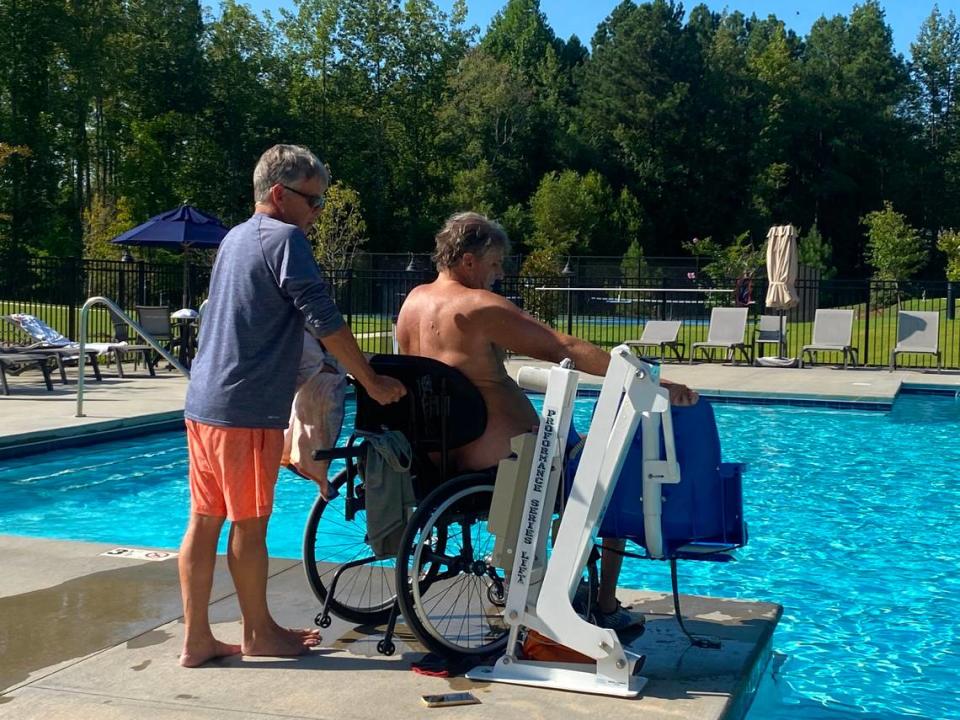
(0, 0, 958, 280)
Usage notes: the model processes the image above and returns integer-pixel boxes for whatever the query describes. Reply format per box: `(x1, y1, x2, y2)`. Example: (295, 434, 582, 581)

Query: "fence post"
(117, 261, 127, 312)
(137, 260, 147, 305)
(565, 273, 573, 336)
(949, 282, 956, 321)
(863, 281, 872, 366)
(345, 269, 354, 328)
(68, 257, 80, 341)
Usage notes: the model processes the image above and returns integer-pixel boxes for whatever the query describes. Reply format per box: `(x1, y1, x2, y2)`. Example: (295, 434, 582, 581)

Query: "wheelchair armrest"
(312, 445, 366, 462)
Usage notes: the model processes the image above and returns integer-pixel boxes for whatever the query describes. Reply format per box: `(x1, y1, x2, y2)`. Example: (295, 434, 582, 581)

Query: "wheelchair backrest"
(355, 354, 487, 453)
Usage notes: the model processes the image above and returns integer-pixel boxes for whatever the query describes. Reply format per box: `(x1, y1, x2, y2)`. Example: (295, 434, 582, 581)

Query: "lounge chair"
(135, 305, 176, 366)
(889, 310, 941, 372)
(2, 313, 109, 383)
(799, 309, 859, 369)
(111, 316, 157, 376)
(689, 307, 752, 365)
(754, 314, 787, 359)
(0, 352, 54, 395)
(625, 320, 684, 362)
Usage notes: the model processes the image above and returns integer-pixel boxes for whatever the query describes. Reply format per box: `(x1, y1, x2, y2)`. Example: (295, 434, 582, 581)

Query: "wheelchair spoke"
(397, 476, 509, 657)
(303, 469, 397, 624)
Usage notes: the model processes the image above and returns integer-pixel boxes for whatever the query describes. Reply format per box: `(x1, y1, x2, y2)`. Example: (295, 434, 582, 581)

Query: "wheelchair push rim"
(396, 474, 509, 659)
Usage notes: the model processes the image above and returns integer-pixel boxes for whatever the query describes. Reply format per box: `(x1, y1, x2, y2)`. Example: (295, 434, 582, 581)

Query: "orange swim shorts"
(185, 419, 284, 522)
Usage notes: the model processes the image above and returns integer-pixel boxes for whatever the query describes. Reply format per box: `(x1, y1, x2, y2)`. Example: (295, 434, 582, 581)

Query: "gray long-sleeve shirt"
(184, 213, 345, 428)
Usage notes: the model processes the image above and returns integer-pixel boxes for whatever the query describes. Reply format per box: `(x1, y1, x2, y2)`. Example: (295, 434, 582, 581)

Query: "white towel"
(282, 367, 347, 499)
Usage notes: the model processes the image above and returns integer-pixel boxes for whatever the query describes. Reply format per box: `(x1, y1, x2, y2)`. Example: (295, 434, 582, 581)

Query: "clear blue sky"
(240, 0, 950, 57)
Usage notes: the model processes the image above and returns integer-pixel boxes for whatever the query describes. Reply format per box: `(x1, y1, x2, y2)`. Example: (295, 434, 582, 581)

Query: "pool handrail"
(76, 297, 189, 417)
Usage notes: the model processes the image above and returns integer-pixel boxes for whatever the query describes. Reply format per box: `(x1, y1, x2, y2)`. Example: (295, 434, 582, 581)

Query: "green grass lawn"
(555, 297, 955, 369)
(0, 300, 119, 343)
(2, 299, 954, 369)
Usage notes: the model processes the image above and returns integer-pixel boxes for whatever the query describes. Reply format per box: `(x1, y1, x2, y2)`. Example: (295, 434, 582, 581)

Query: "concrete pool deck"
(0, 535, 779, 720)
(504, 357, 960, 407)
(3, 358, 959, 718)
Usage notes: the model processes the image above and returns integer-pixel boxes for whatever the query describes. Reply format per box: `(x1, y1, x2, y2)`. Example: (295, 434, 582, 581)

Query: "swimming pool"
(1, 394, 958, 719)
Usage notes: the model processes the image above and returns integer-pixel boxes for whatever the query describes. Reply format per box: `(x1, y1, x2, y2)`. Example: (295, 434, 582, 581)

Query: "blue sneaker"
(593, 601, 645, 633)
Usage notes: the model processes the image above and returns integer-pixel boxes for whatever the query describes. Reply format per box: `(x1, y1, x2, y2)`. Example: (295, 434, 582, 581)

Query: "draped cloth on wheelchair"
(361, 429, 415, 558)
(282, 367, 346, 498)
(282, 332, 347, 499)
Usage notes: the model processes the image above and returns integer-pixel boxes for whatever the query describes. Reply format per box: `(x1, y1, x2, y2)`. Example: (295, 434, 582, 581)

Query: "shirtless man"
(397, 212, 697, 630)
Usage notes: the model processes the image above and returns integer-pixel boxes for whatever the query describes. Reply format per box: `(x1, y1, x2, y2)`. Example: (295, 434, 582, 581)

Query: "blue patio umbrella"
(111, 205, 229, 307)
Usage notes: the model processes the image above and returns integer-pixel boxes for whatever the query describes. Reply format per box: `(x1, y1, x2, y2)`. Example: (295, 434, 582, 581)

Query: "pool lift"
(468, 346, 680, 697)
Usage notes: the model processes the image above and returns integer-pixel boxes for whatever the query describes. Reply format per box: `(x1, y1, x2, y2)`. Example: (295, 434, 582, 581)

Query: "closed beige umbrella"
(765, 224, 799, 310)
(761, 225, 799, 363)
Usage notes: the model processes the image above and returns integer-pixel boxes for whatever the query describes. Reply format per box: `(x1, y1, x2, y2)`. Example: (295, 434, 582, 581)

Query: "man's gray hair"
(432, 212, 511, 270)
(253, 144, 330, 202)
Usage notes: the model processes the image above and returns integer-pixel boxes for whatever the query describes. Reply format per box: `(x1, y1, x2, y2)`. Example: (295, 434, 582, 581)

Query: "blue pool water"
(1, 395, 959, 719)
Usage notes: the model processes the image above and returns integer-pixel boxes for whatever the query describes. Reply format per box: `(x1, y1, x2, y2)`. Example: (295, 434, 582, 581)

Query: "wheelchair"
(302, 350, 747, 679)
(301, 354, 513, 658)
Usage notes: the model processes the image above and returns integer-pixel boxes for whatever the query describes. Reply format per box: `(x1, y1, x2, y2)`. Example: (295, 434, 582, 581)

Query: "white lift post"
(468, 346, 680, 697)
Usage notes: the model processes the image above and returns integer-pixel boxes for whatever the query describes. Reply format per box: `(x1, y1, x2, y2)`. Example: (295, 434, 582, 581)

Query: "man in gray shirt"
(179, 144, 405, 667)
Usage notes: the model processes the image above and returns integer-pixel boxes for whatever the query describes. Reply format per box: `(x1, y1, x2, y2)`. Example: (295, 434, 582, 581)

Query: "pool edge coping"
(0, 411, 185, 459)
(3, 377, 960, 459)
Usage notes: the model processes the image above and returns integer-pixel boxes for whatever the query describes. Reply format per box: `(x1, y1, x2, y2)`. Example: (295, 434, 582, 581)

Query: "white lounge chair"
(689, 307, 751, 365)
(2, 313, 120, 382)
(889, 310, 941, 372)
(625, 320, 684, 362)
(799, 309, 859, 369)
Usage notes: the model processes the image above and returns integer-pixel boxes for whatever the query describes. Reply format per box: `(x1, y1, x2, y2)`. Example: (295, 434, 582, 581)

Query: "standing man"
(179, 144, 405, 667)
(396, 212, 696, 631)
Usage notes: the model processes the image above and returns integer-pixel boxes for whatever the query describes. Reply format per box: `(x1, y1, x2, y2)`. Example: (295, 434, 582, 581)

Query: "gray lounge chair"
(625, 320, 684, 362)
(799, 309, 859, 369)
(0, 352, 54, 395)
(135, 305, 177, 367)
(689, 307, 752, 364)
(111, 316, 157, 376)
(753, 314, 787, 359)
(889, 310, 941, 372)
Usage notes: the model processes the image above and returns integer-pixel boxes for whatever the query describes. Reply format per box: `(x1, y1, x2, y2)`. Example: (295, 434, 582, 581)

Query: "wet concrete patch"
(0, 561, 183, 692)
(127, 629, 172, 650)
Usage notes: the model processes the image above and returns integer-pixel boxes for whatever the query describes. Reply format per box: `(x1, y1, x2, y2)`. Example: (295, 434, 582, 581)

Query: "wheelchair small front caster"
(486, 579, 506, 606)
(377, 639, 395, 656)
(318, 615, 332, 629)
(314, 612, 324, 626)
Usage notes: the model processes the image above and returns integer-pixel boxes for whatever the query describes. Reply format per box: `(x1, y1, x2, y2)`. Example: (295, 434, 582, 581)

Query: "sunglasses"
(281, 184, 326, 210)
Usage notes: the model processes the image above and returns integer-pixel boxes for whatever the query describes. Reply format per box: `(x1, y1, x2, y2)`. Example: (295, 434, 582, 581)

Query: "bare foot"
(243, 628, 317, 657)
(283, 627, 322, 647)
(270, 621, 322, 647)
(180, 639, 241, 668)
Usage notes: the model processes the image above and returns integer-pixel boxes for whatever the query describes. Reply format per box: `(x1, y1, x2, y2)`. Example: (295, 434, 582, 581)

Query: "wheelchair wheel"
(395, 473, 509, 659)
(302, 467, 397, 625)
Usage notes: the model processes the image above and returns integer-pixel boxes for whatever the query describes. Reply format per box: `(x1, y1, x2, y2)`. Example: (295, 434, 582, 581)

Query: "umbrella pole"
(779, 309, 786, 359)
(182, 252, 190, 309)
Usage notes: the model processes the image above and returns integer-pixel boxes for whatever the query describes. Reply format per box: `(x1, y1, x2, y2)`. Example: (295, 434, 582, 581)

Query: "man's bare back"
(397, 277, 539, 471)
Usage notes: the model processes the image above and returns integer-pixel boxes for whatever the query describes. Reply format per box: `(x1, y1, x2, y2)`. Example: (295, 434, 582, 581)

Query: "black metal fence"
(2, 257, 958, 370)
(0, 257, 212, 344)
(363, 253, 700, 282)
